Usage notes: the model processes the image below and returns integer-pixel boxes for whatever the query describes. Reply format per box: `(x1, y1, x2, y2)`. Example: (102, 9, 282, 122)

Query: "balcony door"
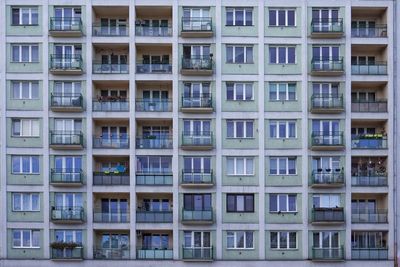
(184, 231, 211, 258)
(142, 199, 170, 212)
(352, 20, 376, 37)
(101, 54, 128, 73)
(312, 157, 340, 183)
(312, 83, 339, 107)
(100, 18, 127, 36)
(100, 233, 129, 258)
(312, 9, 338, 31)
(183, 45, 210, 59)
(55, 156, 82, 182)
(54, 7, 81, 30)
(352, 232, 385, 249)
(136, 156, 171, 174)
(183, 8, 210, 30)
(141, 19, 169, 35)
(313, 231, 340, 258)
(312, 46, 339, 70)
(142, 55, 170, 72)
(55, 193, 82, 209)
(101, 126, 128, 145)
(183, 194, 211, 211)
(312, 120, 340, 145)
(54, 230, 82, 258)
(54, 119, 82, 144)
(183, 83, 210, 107)
(313, 194, 340, 208)
(54, 81, 81, 105)
(183, 157, 211, 183)
(54, 45, 81, 68)
(142, 234, 169, 250)
(183, 120, 211, 143)
(101, 198, 128, 222)
(142, 90, 168, 111)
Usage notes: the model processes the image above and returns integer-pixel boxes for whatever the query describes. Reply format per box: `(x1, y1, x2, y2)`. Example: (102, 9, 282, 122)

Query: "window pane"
(23, 194, 30, 210)
(13, 231, 21, 247)
(22, 157, 30, 173)
(245, 84, 253, 100)
(12, 120, 20, 136)
(245, 195, 254, 211)
(236, 231, 244, 248)
(279, 195, 287, 211)
(12, 9, 20, 25)
(278, 47, 286, 63)
(235, 10, 244, 26)
(236, 159, 244, 175)
(269, 10, 276, 26)
(289, 232, 297, 248)
(226, 10, 234, 26)
(31, 46, 39, 62)
(13, 194, 21, 211)
(245, 232, 253, 248)
(246, 121, 253, 138)
(31, 82, 39, 99)
(227, 158, 234, 174)
(288, 10, 295, 26)
(227, 121, 234, 138)
(12, 82, 20, 99)
(237, 195, 245, 211)
(246, 158, 253, 175)
(235, 47, 244, 63)
(246, 47, 253, 63)
(269, 122, 277, 138)
(280, 232, 288, 249)
(270, 158, 277, 175)
(278, 10, 285, 26)
(288, 195, 296, 211)
(31, 9, 39, 25)
(279, 122, 286, 138)
(236, 84, 244, 100)
(226, 47, 233, 63)
(32, 194, 39, 210)
(245, 10, 252, 25)
(288, 47, 295, 63)
(21, 8, 30, 25)
(32, 231, 40, 247)
(289, 122, 296, 137)
(21, 82, 30, 99)
(288, 158, 296, 174)
(227, 83, 234, 100)
(279, 84, 287, 100)
(12, 157, 20, 173)
(288, 84, 296, 100)
(279, 158, 286, 174)
(21, 46, 29, 62)
(269, 83, 277, 100)
(22, 230, 30, 247)
(270, 232, 278, 248)
(227, 195, 235, 211)
(269, 195, 277, 211)
(227, 232, 235, 248)
(12, 46, 19, 61)
(31, 156, 39, 173)
(236, 121, 244, 137)
(269, 47, 276, 63)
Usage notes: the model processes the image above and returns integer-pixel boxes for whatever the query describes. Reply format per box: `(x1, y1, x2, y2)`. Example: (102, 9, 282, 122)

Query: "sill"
(269, 63, 297, 66)
(226, 248, 255, 251)
(269, 100, 298, 102)
(269, 174, 298, 176)
(226, 137, 255, 140)
(11, 61, 39, 64)
(226, 174, 254, 177)
(226, 100, 255, 102)
(12, 247, 41, 249)
(226, 211, 255, 213)
(11, 24, 39, 27)
(268, 26, 297, 28)
(271, 248, 299, 251)
(225, 25, 254, 27)
(11, 136, 40, 138)
(270, 211, 298, 214)
(226, 62, 255, 65)
(12, 210, 40, 212)
(11, 173, 40, 175)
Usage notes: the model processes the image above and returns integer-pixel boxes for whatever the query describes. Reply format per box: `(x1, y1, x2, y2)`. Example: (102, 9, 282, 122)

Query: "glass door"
(55, 156, 82, 182)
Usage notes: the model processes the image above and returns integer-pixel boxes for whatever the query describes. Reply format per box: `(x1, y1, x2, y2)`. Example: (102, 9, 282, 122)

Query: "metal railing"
(351, 25, 387, 38)
(181, 17, 212, 32)
(311, 94, 343, 110)
(136, 62, 172, 74)
(182, 170, 213, 185)
(312, 247, 344, 260)
(51, 93, 83, 109)
(50, 17, 82, 32)
(182, 131, 213, 147)
(136, 247, 173, 259)
(93, 63, 129, 74)
(351, 100, 387, 112)
(50, 168, 83, 184)
(351, 62, 387, 75)
(351, 209, 388, 223)
(50, 131, 83, 146)
(93, 248, 130, 260)
(351, 248, 388, 260)
(135, 135, 173, 149)
(135, 25, 172, 37)
(182, 246, 213, 260)
(135, 99, 172, 112)
(92, 99, 129, 112)
(351, 173, 387, 186)
(182, 208, 213, 222)
(311, 58, 344, 72)
(311, 207, 345, 222)
(182, 56, 213, 70)
(93, 172, 130, 185)
(311, 18, 343, 33)
(93, 136, 129, 149)
(51, 206, 84, 221)
(136, 210, 173, 223)
(135, 173, 173, 185)
(311, 131, 344, 147)
(311, 171, 344, 185)
(93, 211, 130, 223)
(351, 135, 388, 149)
(182, 95, 212, 109)
(50, 55, 83, 70)
(92, 24, 128, 36)
(51, 247, 83, 260)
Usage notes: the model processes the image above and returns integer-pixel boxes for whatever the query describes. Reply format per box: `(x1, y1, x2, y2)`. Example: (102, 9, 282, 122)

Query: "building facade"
(0, 0, 397, 267)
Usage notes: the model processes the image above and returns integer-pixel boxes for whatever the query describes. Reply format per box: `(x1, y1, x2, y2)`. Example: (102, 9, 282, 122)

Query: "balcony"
(352, 25, 387, 38)
(181, 131, 213, 151)
(136, 248, 173, 260)
(181, 17, 213, 38)
(310, 94, 344, 113)
(352, 172, 387, 187)
(351, 134, 387, 149)
(311, 207, 345, 224)
(136, 210, 173, 223)
(181, 56, 213, 76)
(93, 248, 130, 260)
(50, 93, 83, 112)
(93, 211, 130, 223)
(49, 55, 83, 75)
(311, 58, 344, 76)
(93, 136, 129, 149)
(136, 25, 172, 37)
(352, 209, 388, 223)
(136, 62, 172, 74)
(92, 24, 128, 37)
(312, 247, 344, 261)
(136, 172, 173, 186)
(351, 62, 387, 75)
(181, 170, 214, 188)
(351, 99, 387, 113)
(93, 63, 129, 74)
(51, 206, 84, 223)
(311, 170, 344, 188)
(136, 135, 172, 149)
(49, 17, 83, 37)
(50, 168, 83, 186)
(135, 99, 172, 112)
(49, 131, 84, 150)
(311, 19, 344, 38)
(50, 246, 83, 260)
(182, 247, 213, 261)
(311, 131, 344, 151)
(93, 99, 129, 112)
(93, 172, 130, 186)
(182, 209, 213, 225)
(352, 248, 388, 260)
(181, 95, 213, 113)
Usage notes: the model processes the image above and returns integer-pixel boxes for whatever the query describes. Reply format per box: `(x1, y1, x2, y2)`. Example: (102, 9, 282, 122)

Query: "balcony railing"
(182, 246, 213, 261)
(93, 136, 129, 149)
(351, 62, 387, 75)
(182, 56, 213, 71)
(352, 209, 388, 223)
(351, 100, 387, 112)
(311, 170, 344, 186)
(311, 94, 343, 110)
(351, 135, 388, 149)
(50, 168, 83, 184)
(311, 58, 344, 72)
(351, 25, 387, 38)
(135, 135, 173, 149)
(51, 93, 83, 109)
(50, 131, 83, 147)
(93, 172, 130, 185)
(93, 248, 130, 260)
(135, 25, 172, 37)
(136, 62, 172, 74)
(51, 246, 83, 260)
(182, 170, 213, 185)
(93, 211, 130, 223)
(136, 247, 173, 260)
(135, 172, 173, 186)
(182, 95, 212, 109)
(93, 63, 129, 74)
(182, 209, 213, 222)
(92, 25, 128, 36)
(50, 17, 82, 32)
(351, 172, 387, 186)
(311, 19, 343, 33)
(51, 206, 84, 222)
(135, 99, 172, 112)
(311, 131, 344, 147)
(182, 131, 213, 147)
(181, 17, 212, 32)
(136, 210, 173, 223)
(311, 207, 344, 223)
(351, 248, 388, 260)
(312, 247, 344, 261)
(93, 99, 129, 112)
(50, 55, 83, 70)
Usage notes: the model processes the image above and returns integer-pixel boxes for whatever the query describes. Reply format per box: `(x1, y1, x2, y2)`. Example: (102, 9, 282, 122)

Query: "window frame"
(12, 229, 40, 248)
(226, 120, 254, 138)
(226, 193, 255, 213)
(269, 82, 297, 101)
(11, 44, 39, 63)
(269, 194, 297, 213)
(269, 157, 297, 175)
(11, 81, 39, 100)
(269, 120, 297, 139)
(226, 45, 254, 64)
(12, 118, 40, 137)
(268, 9, 296, 27)
(270, 231, 297, 250)
(226, 7, 254, 26)
(11, 7, 39, 26)
(226, 82, 254, 101)
(12, 193, 40, 212)
(226, 157, 254, 176)
(269, 46, 296, 64)
(226, 231, 254, 249)
(11, 155, 40, 175)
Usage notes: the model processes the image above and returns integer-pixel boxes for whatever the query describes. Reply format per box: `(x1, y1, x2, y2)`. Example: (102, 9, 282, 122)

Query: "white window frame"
(313, 194, 340, 208)
(226, 45, 254, 64)
(270, 157, 297, 175)
(227, 120, 254, 138)
(226, 231, 254, 249)
(12, 118, 40, 137)
(226, 82, 254, 101)
(12, 193, 40, 212)
(269, 120, 296, 139)
(54, 230, 82, 244)
(270, 231, 297, 250)
(226, 157, 254, 176)
(269, 46, 296, 64)
(12, 7, 39, 25)
(269, 82, 297, 101)
(12, 229, 40, 248)
(11, 81, 39, 100)
(11, 44, 39, 63)
(269, 9, 296, 27)
(11, 156, 40, 174)
(270, 194, 297, 213)
(226, 7, 253, 26)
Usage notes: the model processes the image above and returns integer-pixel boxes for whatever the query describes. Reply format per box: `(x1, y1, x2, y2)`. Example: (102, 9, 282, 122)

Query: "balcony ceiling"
(135, 6, 172, 17)
(351, 7, 386, 17)
(93, 6, 129, 17)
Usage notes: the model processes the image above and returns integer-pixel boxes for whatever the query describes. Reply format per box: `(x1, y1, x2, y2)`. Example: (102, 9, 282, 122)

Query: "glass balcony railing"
(351, 172, 387, 186)
(351, 248, 388, 260)
(51, 93, 83, 110)
(50, 131, 83, 147)
(311, 58, 344, 72)
(50, 55, 83, 71)
(93, 248, 130, 260)
(182, 209, 213, 222)
(351, 100, 387, 112)
(182, 246, 213, 261)
(182, 170, 213, 185)
(182, 131, 213, 147)
(51, 206, 84, 222)
(136, 62, 172, 74)
(135, 172, 173, 186)
(182, 95, 212, 109)
(311, 207, 345, 223)
(93, 99, 129, 112)
(182, 56, 213, 71)
(50, 168, 83, 184)
(135, 25, 172, 37)
(136, 247, 173, 260)
(50, 17, 82, 32)
(51, 246, 83, 260)
(92, 25, 128, 36)
(311, 170, 344, 186)
(351, 134, 388, 149)
(312, 247, 344, 261)
(93, 211, 130, 223)
(93, 63, 129, 74)
(351, 62, 387, 75)
(311, 131, 344, 147)
(311, 94, 343, 110)
(352, 209, 388, 223)
(93, 172, 130, 185)
(93, 136, 129, 149)
(135, 135, 173, 149)
(311, 19, 343, 33)
(181, 17, 212, 32)
(351, 25, 387, 38)
(136, 210, 173, 223)
(135, 99, 172, 112)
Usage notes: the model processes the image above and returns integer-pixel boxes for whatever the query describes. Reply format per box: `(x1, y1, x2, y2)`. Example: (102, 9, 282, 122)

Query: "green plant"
(50, 241, 80, 249)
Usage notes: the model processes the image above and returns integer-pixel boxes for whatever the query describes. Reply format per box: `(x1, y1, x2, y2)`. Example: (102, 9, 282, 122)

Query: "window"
(270, 232, 297, 249)
(12, 119, 40, 137)
(136, 156, 172, 173)
(269, 194, 297, 212)
(313, 194, 340, 208)
(269, 9, 296, 26)
(226, 8, 253, 26)
(12, 229, 40, 248)
(351, 56, 376, 65)
(12, 7, 39, 25)
(226, 45, 254, 63)
(227, 194, 254, 212)
(12, 156, 39, 174)
(270, 157, 296, 175)
(269, 83, 296, 101)
(11, 44, 39, 63)
(227, 120, 254, 138)
(269, 46, 296, 64)
(12, 193, 40, 211)
(183, 194, 212, 211)
(11, 81, 39, 100)
(55, 230, 82, 244)
(227, 231, 254, 249)
(227, 157, 254, 176)
(269, 120, 296, 138)
(226, 83, 253, 101)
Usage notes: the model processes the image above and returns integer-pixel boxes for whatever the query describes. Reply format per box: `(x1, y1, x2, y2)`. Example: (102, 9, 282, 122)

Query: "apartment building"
(0, 0, 396, 267)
